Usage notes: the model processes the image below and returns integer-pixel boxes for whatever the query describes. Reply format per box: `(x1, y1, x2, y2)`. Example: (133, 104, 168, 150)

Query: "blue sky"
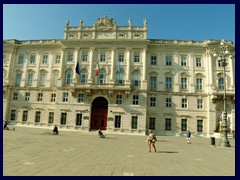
(3, 4, 235, 43)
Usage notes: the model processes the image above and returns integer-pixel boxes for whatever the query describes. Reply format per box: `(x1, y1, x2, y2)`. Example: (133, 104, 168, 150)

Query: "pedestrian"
(98, 129, 105, 138)
(3, 121, 8, 130)
(146, 129, 157, 152)
(186, 130, 191, 144)
(53, 125, 59, 135)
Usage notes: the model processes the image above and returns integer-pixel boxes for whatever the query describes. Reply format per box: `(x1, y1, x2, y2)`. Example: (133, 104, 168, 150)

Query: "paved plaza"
(3, 126, 235, 176)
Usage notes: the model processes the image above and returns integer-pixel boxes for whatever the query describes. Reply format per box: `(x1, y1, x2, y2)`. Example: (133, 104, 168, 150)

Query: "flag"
(95, 63, 99, 76)
(118, 62, 122, 76)
(75, 62, 80, 75)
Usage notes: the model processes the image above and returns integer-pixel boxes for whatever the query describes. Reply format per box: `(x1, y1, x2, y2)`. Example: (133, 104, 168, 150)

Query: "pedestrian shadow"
(155, 151, 178, 153)
(157, 140, 170, 142)
(98, 136, 116, 139)
(42, 132, 58, 136)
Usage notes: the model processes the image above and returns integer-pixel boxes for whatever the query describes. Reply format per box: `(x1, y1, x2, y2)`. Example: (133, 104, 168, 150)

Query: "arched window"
(65, 69, 73, 84)
(218, 77, 224, 90)
(39, 70, 47, 86)
(52, 70, 59, 87)
(98, 69, 106, 84)
(132, 70, 141, 86)
(80, 69, 88, 84)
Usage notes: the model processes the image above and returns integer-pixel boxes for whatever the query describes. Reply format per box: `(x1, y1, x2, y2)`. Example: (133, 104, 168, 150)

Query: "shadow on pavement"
(156, 151, 178, 153)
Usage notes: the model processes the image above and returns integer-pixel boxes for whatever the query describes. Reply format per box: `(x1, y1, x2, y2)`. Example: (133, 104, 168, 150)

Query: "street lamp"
(212, 39, 234, 147)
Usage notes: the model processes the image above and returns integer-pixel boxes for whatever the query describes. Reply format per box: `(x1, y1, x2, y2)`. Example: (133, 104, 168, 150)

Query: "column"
(57, 48, 66, 87)
(34, 52, 41, 87)
(110, 47, 116, 80)
(141, 48, 148, 90)
(229, 56, 235, 87)
(189, 52, 195, 93)
(142, 48, 147, 81)
(126, 48, 132, 82)
(205, 50, 214, 94)
(88, 47, 95, 83)
(46, 52, 53, 87)
(21, 52, 29, 87)
(73, 48, 80, 81)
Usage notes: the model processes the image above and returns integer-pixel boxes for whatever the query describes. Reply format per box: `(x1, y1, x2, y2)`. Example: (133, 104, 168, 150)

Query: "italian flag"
(95, 63, 99, 76)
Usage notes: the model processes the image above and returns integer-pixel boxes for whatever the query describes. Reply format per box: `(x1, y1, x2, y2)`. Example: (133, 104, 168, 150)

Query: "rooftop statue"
(94, 14, 116, 29)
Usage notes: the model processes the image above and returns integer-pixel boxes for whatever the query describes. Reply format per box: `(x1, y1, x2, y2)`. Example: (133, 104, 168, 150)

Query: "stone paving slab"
(3, 126, 235, 176)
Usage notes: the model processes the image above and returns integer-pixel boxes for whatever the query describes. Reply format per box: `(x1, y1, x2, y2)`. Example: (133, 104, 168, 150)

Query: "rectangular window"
(131, 116, 138, 129)
(196, 57, 202, 67)
(150, 97, 156, 107)
(181, 56, 187, 66)
(116, 94, 123, 104)
(149, 117, 155, 130)
(181, 78, 187, 90)
(48, 112, 54, 123)
(61, 113, 67, 125)
(67, 51, 74, 62)
(80, 73, 87, 84)
(55, 55, 61, 64)
(197, 119, 203, 132)
(77, 93, 84, 103)
(15, 74, 22, 86)
(63, 92, 69, 102)
(118, 52, 124, 62)
(27, 73, 33, 86)
(35, 111, 41, 122)
(165, 118, 172, 130)
(181, 119, 187, 131)
(197, 99, 203, 109)
(42, 55, 48, 64)
(82, 52, 88, 61)
(151, 55, 157, 65)
(150, 76, 157, 91)
(182, 98, 187, 108)
(22, 111, 28, 121)
(132, 80, 141, 86)
(196, 78, 202, 91)
(115, 115, 121, 128)
(166, 55, 172, 66)
(132, 95, 139, 105)
(166, 77, 172, 90)
(76, 113, 82, 125)
(166, 98, 172, 108)
(51, 93, 56, 102)
(134, 53, 140, 62)
(100, 53, 105, 62)
(30, 54, 36, 64)
(13, 92, 18, 101)
(10, 110, 16, 120)
(39, 74, 46, 86)
(25, 92, 30, 101)
(38, 93, 43, 101)
(18, 54, 24, 64)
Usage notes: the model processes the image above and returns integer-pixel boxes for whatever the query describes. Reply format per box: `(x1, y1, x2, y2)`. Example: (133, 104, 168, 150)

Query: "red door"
(91, 108, 107, 130)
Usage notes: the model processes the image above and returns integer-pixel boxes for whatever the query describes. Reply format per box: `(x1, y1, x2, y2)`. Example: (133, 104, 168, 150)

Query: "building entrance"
(90, 97, 108, 130)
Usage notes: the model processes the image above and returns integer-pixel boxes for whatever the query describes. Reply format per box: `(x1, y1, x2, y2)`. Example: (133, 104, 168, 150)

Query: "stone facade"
(3, 15, 235, 136)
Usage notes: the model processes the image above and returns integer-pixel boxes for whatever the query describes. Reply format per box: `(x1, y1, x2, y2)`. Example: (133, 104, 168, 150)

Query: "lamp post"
(212, 39, 234, 147)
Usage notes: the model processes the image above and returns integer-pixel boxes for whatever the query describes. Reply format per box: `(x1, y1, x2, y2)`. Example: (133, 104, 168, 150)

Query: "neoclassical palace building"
(3, 15, 235, 137)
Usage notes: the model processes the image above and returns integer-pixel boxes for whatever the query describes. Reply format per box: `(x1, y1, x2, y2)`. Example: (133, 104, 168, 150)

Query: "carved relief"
(94, 14, 116, 30)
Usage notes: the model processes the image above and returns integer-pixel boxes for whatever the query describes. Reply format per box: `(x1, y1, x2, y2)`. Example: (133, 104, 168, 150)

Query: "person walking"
(98, 129, 105, 138)
(146, 129, 157, 152)
(186, 130, 191, 144)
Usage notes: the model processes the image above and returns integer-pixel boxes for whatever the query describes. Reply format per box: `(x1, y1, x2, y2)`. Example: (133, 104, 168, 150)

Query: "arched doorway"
(90, 97, 108, 130)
